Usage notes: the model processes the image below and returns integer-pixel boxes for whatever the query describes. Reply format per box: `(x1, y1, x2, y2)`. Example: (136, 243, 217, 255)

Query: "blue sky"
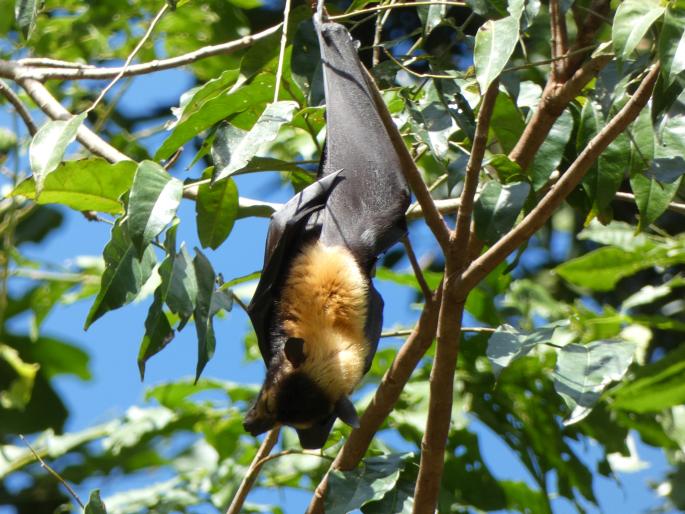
(0, 61, 675, 514)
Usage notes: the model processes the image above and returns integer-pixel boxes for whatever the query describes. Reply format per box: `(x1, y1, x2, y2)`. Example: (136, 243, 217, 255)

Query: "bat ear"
(335, 396, 360, 428)
(284, 337, 306, 368)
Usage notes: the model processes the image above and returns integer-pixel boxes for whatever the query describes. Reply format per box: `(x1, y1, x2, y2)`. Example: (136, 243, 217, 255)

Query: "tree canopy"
(1, 0, 685, 513)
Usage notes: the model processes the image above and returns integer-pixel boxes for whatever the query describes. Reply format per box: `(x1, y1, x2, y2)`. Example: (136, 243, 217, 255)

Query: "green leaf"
(594, 132, 631, 216)
(171, 69, 241, 128)
(486, 323, 562, 377)
(84, 490, 108, 514)
(166, 244, 198, 328)
(326, 454, 411, 514)
(29, 114, 86, 195)
(474, 180, 530, 245)
(155, 73, 277, 161)
(630, 174, 682, 230)
(553, 340, 636, 425)
(0, 127, 17, 151)
(15, 0, 39, 38)
(474, 0, 524, 92)
(612, 0, 664, 59)
(193, 249, 217, 381)
(196, 170, 238, 250)
(128, 161, 183, 255)
(418, 3, 446, 33)
(659, 7, 685, 83)
(212, 101, 299, 182)
(11, 158, 136, 214)
(490, 92, 525, 154)
(578, 220, 653, 250)
(554, 245, 678, 291)
(85, 220, 156, 329)
(530, 109, 573, 189)
(407, 81, 456, 159)
(137, 296, 174, 381)
(611, 344, 685, 413)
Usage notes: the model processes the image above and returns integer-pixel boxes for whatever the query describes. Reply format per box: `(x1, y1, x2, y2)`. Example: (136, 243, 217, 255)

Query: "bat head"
(243, 336, 360, 438)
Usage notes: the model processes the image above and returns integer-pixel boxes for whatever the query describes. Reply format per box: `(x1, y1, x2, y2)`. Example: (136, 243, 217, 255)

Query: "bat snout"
(243, 404, 276, 436)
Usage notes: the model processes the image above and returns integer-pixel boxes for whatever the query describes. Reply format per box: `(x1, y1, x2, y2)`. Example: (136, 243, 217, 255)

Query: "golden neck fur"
(278, 241, 369, 399)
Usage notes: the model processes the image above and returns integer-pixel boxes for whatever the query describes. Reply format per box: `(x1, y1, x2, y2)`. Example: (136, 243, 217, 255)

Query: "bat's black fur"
(243, 13, 413, 449)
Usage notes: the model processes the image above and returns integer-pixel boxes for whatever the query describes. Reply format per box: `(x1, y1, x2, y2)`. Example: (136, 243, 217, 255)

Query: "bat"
(243, 9, 414, 449)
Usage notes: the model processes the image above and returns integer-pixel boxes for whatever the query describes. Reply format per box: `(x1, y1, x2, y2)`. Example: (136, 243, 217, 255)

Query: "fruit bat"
(243, 9, 414, 449)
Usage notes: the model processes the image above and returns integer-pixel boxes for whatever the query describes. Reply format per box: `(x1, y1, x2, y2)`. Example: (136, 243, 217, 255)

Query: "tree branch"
(401, 234, 432, 300)
(17, 78, 129, 163)
(615, 191, 685, 216)
(0, 24, 282, 81)
(226, 427, 280, 514)
(508, 54, 611, 171)
(461, 65, 660, 293)
(0, 79, 37, 135)
(412, 80, 499, 514)
(549, 0, 569, 80)
(88, 4, 168, 113)
(306, 286, 443, 514)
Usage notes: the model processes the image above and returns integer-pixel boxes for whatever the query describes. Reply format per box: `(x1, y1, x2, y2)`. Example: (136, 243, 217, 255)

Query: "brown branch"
(508, 53, 611, 171)
(17, 78, 129, 163)
(412, 80, 499, 514)
(567, 0, 611, 75)
(0, 79, 37, 135)
(549, 0, 569, 80)
(0, 24, 282, 81)
(226, 427, 280, 514)
(306, 286, 443, 514)
(401, 234, 432, 300)
(461, 65, 660, 293)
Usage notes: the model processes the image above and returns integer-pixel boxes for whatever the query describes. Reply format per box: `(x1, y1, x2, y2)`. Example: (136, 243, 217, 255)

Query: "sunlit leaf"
(212, 101, 299, 182)
(29, 114, 86, 195)
(326, 454, 411, 514)
(196, 170, 238, 250)
(11, 158, 137, 214)
(474, 0, 523, 92)
(192, 249, 217, 381)
(84, 489, 108, 514)
(128, 161, 183, 256)
(553, 340, 636, 425)
(612, 0, 664, 59)
(474, 180, 530, 245)
(85, 220, 156, 329)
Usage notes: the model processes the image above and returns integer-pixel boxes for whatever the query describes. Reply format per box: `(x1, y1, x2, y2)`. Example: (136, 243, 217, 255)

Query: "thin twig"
(0, 24, 282, 81)
(19, 435, 85, 509)
(88, 4, 168, 113)
(274, 0, 293, 103)
(503, 45, 598, 73)
(615, 191, 685, 216)
(401, 235, 432, 300)
(381, 326, 495, 337)
(381, 47, 457, 79)
(0, 79, 37, 135)
(549, 0, 569, 80)
(226, 428, 280, 514)
(373, 0, 396, 66)
(331, 1, 467, 21)
(18, 57, 96, 69)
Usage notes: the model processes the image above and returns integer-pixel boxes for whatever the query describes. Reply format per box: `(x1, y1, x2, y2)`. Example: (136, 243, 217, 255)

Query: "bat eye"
(284, 337, 306, 367)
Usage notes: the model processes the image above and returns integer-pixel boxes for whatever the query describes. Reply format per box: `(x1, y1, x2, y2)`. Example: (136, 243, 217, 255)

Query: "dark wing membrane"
(247, 171, 343, 364)
(296, 415, 336, 450)
(314, 18, 411, 270)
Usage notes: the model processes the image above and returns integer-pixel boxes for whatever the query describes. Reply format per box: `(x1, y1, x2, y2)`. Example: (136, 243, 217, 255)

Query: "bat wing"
(247, 171, 343, 364)
(315, 18, 412, 270)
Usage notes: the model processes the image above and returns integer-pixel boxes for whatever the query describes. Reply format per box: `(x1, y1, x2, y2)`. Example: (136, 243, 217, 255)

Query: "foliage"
(1, 0, 685, 512)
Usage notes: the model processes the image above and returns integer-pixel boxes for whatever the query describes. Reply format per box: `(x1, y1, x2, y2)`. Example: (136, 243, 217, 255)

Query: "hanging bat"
(243, 10, 414, 449)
